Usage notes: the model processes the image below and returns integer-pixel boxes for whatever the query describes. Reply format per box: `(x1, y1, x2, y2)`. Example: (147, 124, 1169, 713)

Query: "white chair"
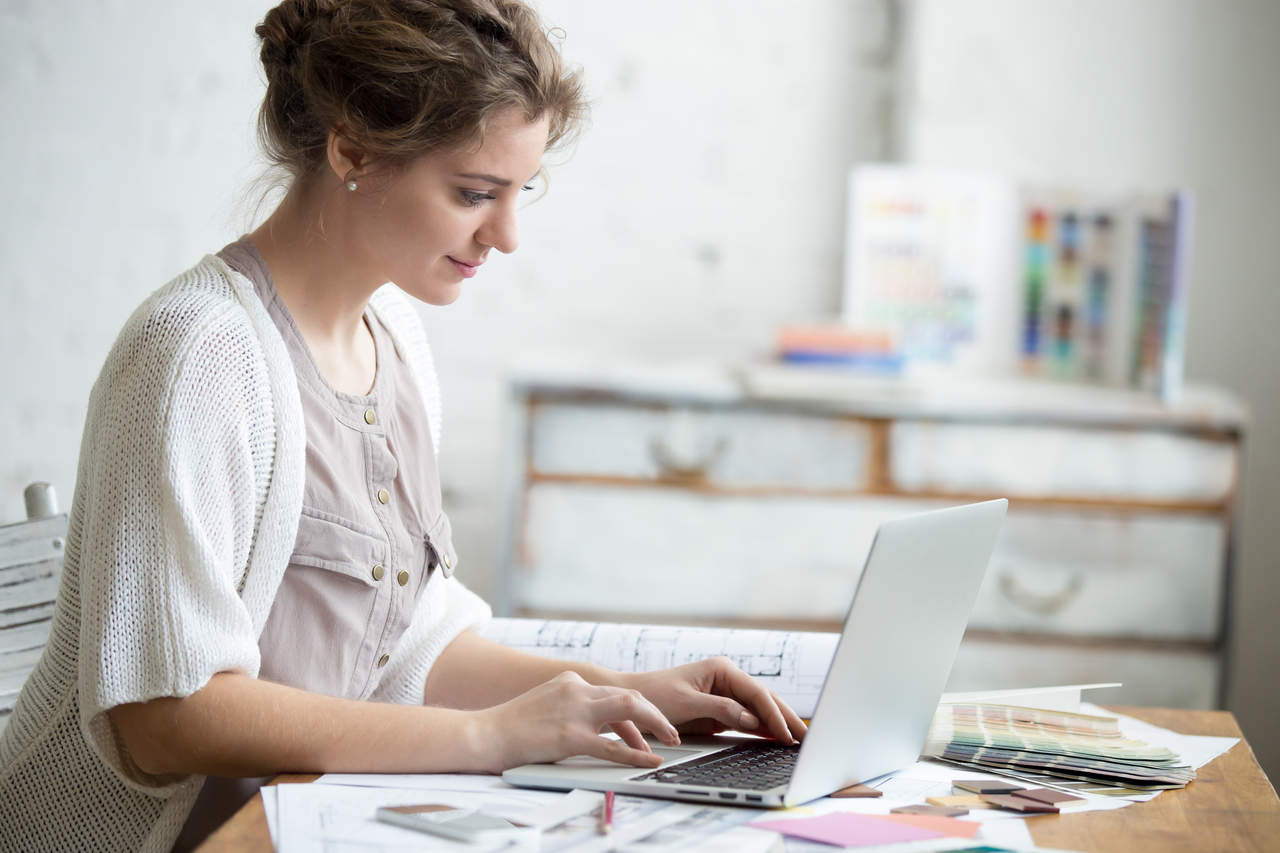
(0, 484, 67, 735)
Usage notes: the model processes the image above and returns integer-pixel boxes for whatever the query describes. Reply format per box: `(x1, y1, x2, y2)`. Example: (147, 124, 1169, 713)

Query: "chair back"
(0, 484, 67, 735)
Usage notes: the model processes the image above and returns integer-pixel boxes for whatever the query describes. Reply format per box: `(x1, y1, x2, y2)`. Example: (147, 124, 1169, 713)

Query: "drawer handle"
(649, 437, 728, 481)
(999, 570, 1084, 616)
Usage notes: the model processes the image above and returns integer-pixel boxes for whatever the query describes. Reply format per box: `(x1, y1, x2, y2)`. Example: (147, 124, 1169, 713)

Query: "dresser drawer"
(891, 421, 1237, 503)
(530, 402, 871, 490)
(517, 483, 948, 621)
(971, 510, 1226, 642)
(947, 636, 1219, 710)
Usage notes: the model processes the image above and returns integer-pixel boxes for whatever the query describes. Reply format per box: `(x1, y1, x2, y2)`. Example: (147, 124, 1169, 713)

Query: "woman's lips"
(448, 256, 480, 278)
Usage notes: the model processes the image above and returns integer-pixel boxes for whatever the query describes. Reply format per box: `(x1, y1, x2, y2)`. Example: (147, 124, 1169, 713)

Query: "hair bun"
(256, 0, 335, 71)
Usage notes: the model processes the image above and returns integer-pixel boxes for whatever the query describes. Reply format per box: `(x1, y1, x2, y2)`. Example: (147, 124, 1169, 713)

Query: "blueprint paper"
(482, 618, 840, 717)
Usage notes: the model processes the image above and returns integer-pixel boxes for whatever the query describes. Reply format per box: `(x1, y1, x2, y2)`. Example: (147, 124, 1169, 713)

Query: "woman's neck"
(249, 185, 381, 395)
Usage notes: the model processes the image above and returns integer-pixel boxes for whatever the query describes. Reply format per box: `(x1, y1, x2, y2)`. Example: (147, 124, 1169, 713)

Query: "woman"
(0, 1, 806, 851)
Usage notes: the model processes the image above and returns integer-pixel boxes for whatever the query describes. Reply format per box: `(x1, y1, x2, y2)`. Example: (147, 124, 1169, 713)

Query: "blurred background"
(1, 0, 1276, 779)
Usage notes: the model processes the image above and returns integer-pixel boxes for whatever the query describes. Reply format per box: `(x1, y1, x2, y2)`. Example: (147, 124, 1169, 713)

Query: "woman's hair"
(255, 0, 586, 186)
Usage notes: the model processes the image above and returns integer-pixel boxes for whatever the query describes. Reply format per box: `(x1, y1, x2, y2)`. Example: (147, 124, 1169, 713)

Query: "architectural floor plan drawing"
(482, 618, 840, 717)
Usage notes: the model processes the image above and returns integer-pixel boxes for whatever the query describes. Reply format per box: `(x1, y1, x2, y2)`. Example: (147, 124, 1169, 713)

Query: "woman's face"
(350, 108, 551, 306)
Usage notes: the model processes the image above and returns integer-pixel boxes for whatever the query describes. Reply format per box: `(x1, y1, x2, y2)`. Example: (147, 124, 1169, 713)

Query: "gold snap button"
(364, 409, 376, 425)
(372, 564, 384, 581)
(397, 570, 409, 586)
(378, 653, 389, 667)
(443, 553, 453, 570)
(377, 488, 390, 504)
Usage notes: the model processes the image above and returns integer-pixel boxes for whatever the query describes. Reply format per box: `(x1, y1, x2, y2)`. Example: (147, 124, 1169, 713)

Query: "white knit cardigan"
(0, 256, 491, 853)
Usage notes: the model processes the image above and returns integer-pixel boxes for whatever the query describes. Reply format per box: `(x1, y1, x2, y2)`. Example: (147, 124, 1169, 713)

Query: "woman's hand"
(472, 671, 683, 774)
(622, 657, 809, 744)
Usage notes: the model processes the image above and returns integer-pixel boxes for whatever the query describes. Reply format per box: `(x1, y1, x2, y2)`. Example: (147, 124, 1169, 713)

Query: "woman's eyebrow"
(455, 171, 542, 187)
(455, 172, 512, 187)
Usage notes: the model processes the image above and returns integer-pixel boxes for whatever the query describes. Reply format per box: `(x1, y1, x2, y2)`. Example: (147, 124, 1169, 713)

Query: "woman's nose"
(477, 202, 519, 254)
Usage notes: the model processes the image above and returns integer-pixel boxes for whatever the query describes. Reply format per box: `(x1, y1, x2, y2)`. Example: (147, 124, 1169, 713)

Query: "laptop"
(503, 499, 1007, 808)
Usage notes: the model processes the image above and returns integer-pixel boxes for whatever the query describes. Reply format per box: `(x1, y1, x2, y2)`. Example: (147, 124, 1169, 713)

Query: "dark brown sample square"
(1011, 788, 1087, 806)
(953, 779, 1025, 795)
(979, 794, 1060, 813)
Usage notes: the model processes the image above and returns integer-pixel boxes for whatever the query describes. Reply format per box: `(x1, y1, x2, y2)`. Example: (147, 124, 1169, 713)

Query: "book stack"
(775, 324, 904, 373)
(923, 703, 1195, 795)
(0, 513, 66, 735)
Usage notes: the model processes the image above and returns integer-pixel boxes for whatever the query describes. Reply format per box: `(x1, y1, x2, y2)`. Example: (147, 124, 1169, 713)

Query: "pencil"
(599, 790, 614, 835)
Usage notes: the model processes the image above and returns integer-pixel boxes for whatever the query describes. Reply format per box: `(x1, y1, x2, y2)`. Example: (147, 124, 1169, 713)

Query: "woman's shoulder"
(94, 255, 277, 405)
(125, 255, 253, 341)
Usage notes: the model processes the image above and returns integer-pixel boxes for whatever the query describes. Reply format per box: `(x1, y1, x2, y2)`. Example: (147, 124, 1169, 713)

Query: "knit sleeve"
(76, 293, 275, 787)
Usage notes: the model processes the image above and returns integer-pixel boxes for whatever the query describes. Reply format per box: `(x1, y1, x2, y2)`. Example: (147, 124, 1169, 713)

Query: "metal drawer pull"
(999, 570, 1084, 615)
(649, 437, 728, 481)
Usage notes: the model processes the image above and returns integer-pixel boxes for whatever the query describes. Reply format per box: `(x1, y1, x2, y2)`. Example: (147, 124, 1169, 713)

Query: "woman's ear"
(326, 126, 367, 187)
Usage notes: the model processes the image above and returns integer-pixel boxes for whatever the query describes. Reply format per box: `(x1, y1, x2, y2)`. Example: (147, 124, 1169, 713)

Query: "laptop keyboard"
(631, 742, 801, 790)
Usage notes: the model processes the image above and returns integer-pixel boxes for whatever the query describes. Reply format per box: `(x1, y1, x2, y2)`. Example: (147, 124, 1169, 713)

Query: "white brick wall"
(899, 0, 1280, 787)
(0, 0, 268, 519)
(0, 1, 896, 602)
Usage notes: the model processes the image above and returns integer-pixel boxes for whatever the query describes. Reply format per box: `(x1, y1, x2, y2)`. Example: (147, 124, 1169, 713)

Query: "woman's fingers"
(575, 730, 664, 768)
(594, 690, 681, 746)
(609, 719, 652, 754)
(771, 690, 809, 741)
(713, 666, 799, 744)
(679, 691, 760, 734)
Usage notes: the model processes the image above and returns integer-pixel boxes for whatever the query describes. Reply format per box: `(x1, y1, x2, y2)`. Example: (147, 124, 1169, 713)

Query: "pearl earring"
(346, 180, 358, 192)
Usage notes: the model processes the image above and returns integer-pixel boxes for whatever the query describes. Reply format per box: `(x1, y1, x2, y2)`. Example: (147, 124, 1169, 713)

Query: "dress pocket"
(257, 509, 390, 698)
(426, 511, 458, 579)
(289, 509, 387, 584)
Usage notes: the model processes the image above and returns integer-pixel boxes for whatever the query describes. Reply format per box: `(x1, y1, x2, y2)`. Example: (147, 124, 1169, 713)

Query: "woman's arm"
(424, 631, 808, 744)
(109, 668, 679, 778)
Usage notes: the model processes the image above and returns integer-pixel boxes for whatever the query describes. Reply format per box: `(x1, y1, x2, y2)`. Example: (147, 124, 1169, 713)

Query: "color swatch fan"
(924, 703, 1195, 795)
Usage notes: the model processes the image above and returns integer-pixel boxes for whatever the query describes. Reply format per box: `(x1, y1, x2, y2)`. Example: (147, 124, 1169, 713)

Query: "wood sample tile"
(980, 794, 1061, 813)
(1011, 788, 1087, 806)
(953, 779, 1026, 795)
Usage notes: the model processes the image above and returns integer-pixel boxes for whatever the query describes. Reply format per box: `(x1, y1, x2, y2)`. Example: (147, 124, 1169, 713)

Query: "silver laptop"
(503, 499, 1007, 808)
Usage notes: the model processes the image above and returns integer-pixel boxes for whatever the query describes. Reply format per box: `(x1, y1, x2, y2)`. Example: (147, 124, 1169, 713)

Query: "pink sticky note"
(749, 813, 944, 847)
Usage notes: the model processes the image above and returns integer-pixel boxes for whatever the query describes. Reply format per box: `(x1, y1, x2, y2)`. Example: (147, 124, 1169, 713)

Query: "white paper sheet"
(481, 618, 840, 717)
(261, 785, 278, 848)
(1081, 702, 1239, 773)
(314, 771, 562, 796)
(974, 818, 1035, 848)
(276, 781, 776, 853)
(275, 784, 514, 853)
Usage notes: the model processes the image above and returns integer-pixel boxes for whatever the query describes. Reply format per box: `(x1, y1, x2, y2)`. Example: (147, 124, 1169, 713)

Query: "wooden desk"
(197, 706, 1279, 853)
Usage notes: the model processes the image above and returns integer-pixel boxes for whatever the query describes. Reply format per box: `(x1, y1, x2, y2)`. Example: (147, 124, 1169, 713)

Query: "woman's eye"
(461, 190, 493, 207)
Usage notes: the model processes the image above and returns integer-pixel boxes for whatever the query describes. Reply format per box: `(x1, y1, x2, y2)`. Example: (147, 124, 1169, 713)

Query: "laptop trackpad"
(555, 747, 702, 769)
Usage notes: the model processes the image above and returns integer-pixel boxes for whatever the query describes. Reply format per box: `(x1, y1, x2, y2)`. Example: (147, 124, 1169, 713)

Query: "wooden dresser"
(497, 361, 1246, 709)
